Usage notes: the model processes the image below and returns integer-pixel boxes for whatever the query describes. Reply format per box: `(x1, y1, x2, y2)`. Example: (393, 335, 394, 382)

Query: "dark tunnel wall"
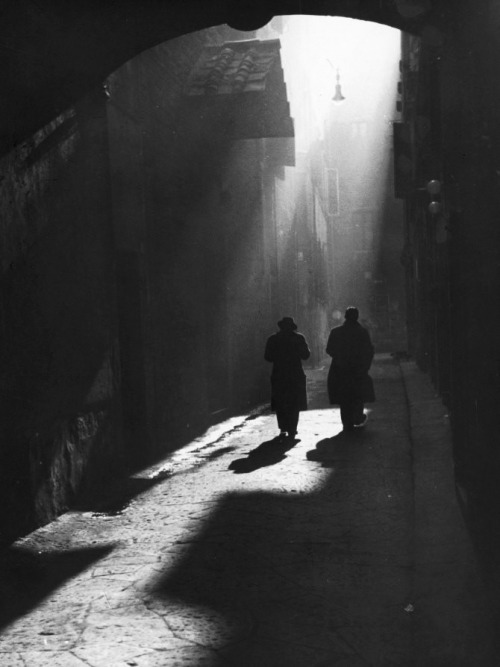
(397, 4, 500, 503)
(0, 93, 122, 537)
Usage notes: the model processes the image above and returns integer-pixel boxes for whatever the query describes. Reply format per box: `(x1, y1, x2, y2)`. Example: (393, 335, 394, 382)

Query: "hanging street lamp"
(332, 68, 346, 103)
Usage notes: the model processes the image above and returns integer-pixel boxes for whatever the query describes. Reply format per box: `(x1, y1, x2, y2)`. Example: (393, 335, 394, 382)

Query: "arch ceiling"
(0, 0, 445, 156)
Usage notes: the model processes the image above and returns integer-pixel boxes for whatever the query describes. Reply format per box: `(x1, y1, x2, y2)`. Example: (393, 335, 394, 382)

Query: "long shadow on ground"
(0, 543, 114, 631)
(229, 436, 300, 473)
(146, 358, 495, 666)
(147, 430, 417, 666)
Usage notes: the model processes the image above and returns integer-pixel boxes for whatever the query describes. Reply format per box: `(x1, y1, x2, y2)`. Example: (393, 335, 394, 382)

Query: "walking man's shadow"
(306, 430, 366, 468)
(229, 436, 300, 474)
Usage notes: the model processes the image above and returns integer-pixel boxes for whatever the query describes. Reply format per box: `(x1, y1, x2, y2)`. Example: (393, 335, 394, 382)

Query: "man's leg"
(340, 402, 354, 430)
(276, 408, 287, 436)
(286, 410, 299, 437)
(352, 399, 366, 426)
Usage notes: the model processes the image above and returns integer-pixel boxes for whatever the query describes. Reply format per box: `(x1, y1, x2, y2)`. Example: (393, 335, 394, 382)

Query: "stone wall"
(402, 4, 500, 497)
(106, 29, 276, 455)
(0, 93, 121, 540)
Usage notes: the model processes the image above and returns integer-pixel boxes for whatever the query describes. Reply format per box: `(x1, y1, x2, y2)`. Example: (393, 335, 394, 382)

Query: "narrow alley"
(0, 355, 493, 666)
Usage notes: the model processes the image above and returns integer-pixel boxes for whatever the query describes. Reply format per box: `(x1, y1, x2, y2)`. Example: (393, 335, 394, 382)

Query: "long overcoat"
(326, 321, 375, 405)
(264, 330, 310, 412)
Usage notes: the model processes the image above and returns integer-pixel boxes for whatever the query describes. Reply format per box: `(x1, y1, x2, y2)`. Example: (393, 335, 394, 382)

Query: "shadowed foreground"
(0, 355, 493, 666)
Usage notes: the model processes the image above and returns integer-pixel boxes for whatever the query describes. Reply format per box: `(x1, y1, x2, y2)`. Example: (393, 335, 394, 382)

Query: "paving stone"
(0, 356, 494, 665)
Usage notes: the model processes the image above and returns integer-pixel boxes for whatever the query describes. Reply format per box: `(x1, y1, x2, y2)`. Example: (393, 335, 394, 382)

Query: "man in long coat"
(326, 306, 375, 431)
(264, 316, 311, 439)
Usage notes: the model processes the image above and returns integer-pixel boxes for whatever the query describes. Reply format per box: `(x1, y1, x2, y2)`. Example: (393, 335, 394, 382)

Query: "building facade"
(0, 25, 344, 538)
(397, 5, 500, 501)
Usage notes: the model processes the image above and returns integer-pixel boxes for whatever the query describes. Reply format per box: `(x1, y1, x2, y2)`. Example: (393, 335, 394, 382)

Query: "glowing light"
(275, 16, 402, 152)
(257, 16, 404, 339)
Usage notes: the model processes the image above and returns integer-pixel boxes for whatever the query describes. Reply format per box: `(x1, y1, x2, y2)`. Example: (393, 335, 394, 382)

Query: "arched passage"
(0, 6, 410, 536)
(2, 0, 499, 567)
(1, 0, 443, 155)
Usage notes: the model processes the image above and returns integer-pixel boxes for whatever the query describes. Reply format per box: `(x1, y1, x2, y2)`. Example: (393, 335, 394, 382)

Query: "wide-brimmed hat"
(278, 316, 298, 330)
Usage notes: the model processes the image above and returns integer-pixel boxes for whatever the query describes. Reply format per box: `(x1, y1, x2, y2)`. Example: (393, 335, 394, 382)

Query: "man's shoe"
(354, 414, 367, 428)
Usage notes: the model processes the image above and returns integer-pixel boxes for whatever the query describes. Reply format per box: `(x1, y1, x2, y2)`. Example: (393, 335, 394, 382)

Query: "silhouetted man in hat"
(326, 306, 375, 431)
(265, 317, 311, 439)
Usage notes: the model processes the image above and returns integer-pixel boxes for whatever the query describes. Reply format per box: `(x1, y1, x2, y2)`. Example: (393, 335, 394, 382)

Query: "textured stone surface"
(0, 355, 493, 666)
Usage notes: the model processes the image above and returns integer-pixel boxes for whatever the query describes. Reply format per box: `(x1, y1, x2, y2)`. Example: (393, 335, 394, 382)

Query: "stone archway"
(1, 0, 443, 156)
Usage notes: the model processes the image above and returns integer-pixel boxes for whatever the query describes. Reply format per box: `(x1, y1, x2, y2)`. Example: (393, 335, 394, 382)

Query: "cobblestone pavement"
(0, 355, 494, 666)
